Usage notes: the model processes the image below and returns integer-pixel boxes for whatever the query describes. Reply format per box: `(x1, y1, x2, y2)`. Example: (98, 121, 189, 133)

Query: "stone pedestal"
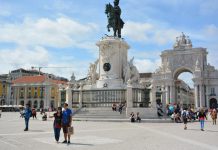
(96, 36, 129, 89)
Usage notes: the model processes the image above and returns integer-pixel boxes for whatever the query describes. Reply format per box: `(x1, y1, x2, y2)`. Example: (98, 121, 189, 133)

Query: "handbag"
(68, 126, 74, 135)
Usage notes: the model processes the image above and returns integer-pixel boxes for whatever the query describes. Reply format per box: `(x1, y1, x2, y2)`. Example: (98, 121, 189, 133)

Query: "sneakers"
(68, 141, 71, 144)
(24, 128, 28, 131)
(201, 129, 204, 131)
(184, 127, 187, 130)
(62, 140, 67, 143)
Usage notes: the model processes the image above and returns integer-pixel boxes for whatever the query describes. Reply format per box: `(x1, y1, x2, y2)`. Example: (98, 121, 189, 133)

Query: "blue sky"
(0, 0, 218, 85)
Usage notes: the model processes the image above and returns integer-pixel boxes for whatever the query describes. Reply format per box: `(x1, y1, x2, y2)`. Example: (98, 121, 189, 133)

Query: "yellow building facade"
(0, 79, 11, 105)
(12, 75, 67, 109)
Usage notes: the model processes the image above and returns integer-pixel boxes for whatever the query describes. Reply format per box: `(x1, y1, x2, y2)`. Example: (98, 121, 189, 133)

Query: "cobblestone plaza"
(0, 112, 218, 150)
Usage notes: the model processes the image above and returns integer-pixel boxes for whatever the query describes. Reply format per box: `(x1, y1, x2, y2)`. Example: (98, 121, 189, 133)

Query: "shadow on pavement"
(66, 143, 94, 146)
(188, 129, 218, 133)
(28, 130, 45, 132)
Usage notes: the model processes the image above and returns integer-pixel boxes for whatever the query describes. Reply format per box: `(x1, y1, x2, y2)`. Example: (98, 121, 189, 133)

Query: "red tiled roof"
(12, 75, 67, 85)
(51, 80, 67, 85)
(12, 75, 46, 84)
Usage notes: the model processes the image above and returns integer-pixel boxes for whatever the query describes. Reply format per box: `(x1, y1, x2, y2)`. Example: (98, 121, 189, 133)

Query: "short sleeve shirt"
(62, 108, 72, 125)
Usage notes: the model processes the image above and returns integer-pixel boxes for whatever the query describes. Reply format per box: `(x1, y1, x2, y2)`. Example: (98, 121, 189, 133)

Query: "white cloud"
(0, 17, 98, 49)
(203, 24, 218, 37)
(0, 45, 92, 80)
(41, 61, 90, 80)
(123, 21, 180, 45)
(0, 16, 100, 79)
(123, 21, 154, 42)
(0, 46, 49, 74)
(134, 58, 161, 73)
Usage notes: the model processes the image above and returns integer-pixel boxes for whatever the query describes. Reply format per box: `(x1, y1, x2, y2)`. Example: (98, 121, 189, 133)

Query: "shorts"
(183, 118, 188, 124)
(62, 124, 70, 133)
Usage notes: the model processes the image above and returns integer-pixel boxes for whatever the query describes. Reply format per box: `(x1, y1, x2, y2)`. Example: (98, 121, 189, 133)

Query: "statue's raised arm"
(105, 0, 124, 38)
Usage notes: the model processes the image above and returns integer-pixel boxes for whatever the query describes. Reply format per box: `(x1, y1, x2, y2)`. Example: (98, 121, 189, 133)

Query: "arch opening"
(174, 70, 195, 108)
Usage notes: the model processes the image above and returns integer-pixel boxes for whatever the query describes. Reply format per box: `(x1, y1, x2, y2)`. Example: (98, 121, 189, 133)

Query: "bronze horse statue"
(105, 0, 124, 38)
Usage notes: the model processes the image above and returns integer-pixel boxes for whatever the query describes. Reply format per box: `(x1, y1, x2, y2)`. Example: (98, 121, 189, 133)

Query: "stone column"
(161, 86, 166, 106)
(206, 86, 209, 108)
(58, 90, 61, 107)
(44, 85, 50, 109)
(126, 81, 133, 116)
(165, 86, 169, 105)
(66, 86, 72, 110)
(150, 85, 156, 108)
(160, 85, 167, 116)
(199, 85, 204, 108)
(6, 84, 11, 105)
(24, 86, 28, 105)
(194, 85, 199, 108)
(170, 85, 175, 104)
(79, 83, 83, 108)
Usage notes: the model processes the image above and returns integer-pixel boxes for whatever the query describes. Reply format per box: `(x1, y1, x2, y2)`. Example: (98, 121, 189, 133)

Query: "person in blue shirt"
(24, 104, 32, 131)
(62, 103, 73, 144)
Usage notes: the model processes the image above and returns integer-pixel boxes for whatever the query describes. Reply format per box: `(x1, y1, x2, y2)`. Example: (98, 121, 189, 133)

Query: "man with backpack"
(182, 108, 189, 130)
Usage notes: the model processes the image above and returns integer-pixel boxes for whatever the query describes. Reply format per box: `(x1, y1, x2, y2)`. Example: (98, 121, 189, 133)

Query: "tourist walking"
(210, 109, 217, 125)
(24, 104, 32, 131)
(198, 108, 207, 131)
(182, 108, 188, 130)
(62, 103, 73, 144)
(49, 107, 62, 143)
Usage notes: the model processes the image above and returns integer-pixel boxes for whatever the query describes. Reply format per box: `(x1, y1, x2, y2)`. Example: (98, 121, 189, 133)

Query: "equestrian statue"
(105, 0, 124, 38)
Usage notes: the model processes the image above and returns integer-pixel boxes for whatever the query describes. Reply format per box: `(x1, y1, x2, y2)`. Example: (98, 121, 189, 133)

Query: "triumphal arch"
(152, 33, 218, 109)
